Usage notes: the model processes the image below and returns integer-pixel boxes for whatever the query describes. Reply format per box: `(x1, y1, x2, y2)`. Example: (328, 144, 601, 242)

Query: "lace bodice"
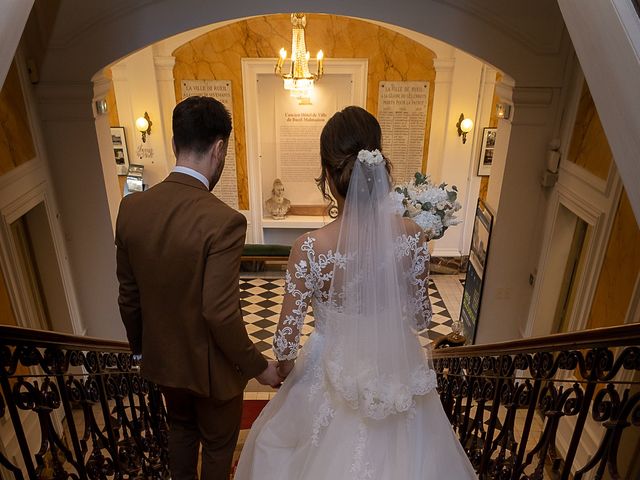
(273, 233, 432, 361)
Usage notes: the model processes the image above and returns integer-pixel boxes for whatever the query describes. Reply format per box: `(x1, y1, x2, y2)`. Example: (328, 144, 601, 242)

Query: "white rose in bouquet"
(391, 172, 462, 241)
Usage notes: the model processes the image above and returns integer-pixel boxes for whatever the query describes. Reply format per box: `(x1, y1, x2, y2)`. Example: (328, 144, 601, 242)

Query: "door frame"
(0, 162, 83, 335)
(525, 68, 623, 338)
(241, 58, 368, 243)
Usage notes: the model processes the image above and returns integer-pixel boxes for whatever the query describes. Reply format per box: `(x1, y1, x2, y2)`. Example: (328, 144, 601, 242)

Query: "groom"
(116, 96, 280, 479)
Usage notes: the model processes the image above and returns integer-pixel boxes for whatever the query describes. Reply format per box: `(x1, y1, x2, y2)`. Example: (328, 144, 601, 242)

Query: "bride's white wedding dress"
(235, 159, 477, 479)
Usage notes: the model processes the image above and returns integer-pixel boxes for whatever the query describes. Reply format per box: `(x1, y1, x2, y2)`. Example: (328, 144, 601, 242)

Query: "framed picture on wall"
(111, 127, 130, 176)
(477, 127, 496, 176)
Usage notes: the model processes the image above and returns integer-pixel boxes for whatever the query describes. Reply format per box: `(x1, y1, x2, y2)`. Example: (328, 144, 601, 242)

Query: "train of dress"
(235, 329, 477, 480)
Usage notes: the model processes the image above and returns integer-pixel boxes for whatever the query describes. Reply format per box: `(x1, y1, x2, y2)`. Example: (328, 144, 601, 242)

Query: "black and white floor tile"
(240, 276, 457, 359)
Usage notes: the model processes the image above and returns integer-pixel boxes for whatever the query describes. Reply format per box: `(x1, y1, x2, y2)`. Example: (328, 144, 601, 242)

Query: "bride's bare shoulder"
(291, 224, 337, 254)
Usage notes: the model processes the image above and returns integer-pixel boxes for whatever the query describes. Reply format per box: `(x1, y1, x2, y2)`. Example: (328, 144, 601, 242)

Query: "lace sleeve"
(273, 236, 316, 360)
(411, 231, 432, 332)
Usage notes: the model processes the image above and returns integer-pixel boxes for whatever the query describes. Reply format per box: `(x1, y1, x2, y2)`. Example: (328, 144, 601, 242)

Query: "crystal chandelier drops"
(275, 13, 324, 99)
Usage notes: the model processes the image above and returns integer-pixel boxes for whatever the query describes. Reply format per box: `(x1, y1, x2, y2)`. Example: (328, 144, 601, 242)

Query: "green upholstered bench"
(241, 244, 291, 263)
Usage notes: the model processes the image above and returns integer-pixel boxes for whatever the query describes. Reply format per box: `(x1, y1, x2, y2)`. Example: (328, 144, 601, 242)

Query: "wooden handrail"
(1, 322, 639, 479)
(3, 322, 638, 359)
(431, 322, 640, 358)
(0, 324, 130, 352)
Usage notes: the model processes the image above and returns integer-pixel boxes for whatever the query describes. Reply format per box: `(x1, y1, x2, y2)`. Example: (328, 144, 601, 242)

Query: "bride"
(235, 106, 477, 479)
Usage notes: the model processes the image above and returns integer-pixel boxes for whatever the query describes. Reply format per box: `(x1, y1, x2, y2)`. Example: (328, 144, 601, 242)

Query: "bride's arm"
(272, 235, 315, 375)
(276, 359, 295, 378)
(412, 229, 432, 332)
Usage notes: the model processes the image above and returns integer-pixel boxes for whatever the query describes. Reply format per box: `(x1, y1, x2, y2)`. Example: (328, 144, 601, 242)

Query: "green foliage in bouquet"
(392, 172, 462, 241)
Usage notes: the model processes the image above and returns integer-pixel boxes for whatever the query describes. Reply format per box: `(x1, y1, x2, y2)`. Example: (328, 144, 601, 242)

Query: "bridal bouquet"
(391, 172, 462, 241)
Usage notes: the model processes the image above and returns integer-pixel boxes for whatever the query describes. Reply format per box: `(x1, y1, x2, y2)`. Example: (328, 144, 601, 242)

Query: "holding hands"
(256, 360, 291, 388)
(256, 360, 295, 388)
(276, 359, 294, 379)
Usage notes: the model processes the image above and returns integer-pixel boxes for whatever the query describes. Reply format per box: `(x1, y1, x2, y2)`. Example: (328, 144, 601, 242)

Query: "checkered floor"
(240, 276, 456, 359)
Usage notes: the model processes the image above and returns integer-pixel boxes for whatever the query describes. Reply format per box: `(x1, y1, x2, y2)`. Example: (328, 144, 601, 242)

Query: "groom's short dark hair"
(172, 96, 232, 155)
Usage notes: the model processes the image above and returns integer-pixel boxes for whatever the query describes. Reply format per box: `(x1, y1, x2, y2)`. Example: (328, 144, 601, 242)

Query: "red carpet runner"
(240, 399, 269, 430)
(232, 400, 270, 478)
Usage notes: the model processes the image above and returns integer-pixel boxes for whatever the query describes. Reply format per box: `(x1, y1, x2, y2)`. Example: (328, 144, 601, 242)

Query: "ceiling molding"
(49, 0, 155, 49)
(435, 0, 565, 56)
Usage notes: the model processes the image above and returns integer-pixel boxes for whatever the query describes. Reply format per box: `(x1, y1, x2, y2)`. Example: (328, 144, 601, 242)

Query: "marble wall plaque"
(377, 81, 429, 182)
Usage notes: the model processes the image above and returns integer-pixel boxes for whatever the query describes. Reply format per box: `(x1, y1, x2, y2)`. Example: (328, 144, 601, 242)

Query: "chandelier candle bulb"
(276, 48, 286, 73)
(317, 50, 324, 76)
(275, 13, 325, 100)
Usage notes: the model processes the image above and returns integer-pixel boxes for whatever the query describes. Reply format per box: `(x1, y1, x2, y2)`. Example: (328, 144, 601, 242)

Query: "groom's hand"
(256, 360, 282, 388)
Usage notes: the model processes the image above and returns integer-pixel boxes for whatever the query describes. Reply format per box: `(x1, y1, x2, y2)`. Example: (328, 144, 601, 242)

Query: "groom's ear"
(211, 138, 226, 161)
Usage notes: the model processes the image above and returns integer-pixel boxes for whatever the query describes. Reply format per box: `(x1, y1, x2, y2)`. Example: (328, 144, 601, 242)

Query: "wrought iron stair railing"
(0, 325, 169, 479)
(432, 323, 640, 480)
(1, 323, 639, 479)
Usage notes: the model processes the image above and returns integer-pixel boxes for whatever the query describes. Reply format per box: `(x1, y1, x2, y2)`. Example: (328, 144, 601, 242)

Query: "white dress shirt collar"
(173, 166, 210, 190)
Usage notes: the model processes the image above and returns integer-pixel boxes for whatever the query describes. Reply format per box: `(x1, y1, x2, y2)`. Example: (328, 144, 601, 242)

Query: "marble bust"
(265, 178, 291, 220)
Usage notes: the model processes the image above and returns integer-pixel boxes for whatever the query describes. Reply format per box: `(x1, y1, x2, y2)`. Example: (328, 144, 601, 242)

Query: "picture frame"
(125, 163, 145, 193)
(477, 127, 497, 176)
(110, 127, 130, 176)
(459, 198, 494, 345)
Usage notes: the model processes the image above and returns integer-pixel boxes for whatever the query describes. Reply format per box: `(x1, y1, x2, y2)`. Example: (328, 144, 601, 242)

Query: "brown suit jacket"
(115, 172, 267, 400)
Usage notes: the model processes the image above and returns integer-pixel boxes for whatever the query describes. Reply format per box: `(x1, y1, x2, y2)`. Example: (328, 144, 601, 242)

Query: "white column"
(35, 81, 124, 341)
(460, 65, 497, 255)
(110, 48, 169, 187)
(0, 0, 34, 87)
(558, 0, 640, 223)
(92, 71, 122, 230)
(476, 84, 561, 343)
(153, 54, 177, 173)
(485, 77, 514, 213)
(426, 57, 455, 184)
(431, 51, 483, 257)
(110, 62, 135, 147)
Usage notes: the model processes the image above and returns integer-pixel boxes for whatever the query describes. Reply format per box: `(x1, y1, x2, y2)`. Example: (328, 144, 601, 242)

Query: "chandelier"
(275, 13, 324, 99)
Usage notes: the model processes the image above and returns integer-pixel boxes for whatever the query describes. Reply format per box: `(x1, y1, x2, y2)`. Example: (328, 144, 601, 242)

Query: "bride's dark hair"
(316, 106, 392, 200)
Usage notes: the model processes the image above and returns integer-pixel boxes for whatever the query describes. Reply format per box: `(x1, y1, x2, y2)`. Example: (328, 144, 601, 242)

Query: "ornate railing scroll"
(0, 325, 169, 479)
(432, 323, 640, 480)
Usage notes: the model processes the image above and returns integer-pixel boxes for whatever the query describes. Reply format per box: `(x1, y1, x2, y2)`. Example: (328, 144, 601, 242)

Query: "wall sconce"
(456, 113, 473, 144)
(496, 103, 511, 120)
(135, 112, 152, 143)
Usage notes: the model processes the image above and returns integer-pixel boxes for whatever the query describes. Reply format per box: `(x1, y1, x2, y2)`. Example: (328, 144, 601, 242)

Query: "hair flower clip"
(357, 149, 384, 166)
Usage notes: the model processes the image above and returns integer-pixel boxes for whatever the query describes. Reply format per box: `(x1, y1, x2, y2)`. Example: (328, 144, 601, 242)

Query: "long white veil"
(322, 151, 436, 420)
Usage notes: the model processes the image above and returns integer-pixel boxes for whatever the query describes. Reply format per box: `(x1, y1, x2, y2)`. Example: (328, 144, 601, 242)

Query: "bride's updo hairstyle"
(317, 106, 391, 200)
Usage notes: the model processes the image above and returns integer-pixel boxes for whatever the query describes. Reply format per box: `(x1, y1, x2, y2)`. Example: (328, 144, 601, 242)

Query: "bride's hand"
(256, 361, 283, 388)
(276, 360, 295, 379)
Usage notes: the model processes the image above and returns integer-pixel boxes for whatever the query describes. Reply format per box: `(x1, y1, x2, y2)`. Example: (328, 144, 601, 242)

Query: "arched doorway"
(30, 1, 570, 342)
